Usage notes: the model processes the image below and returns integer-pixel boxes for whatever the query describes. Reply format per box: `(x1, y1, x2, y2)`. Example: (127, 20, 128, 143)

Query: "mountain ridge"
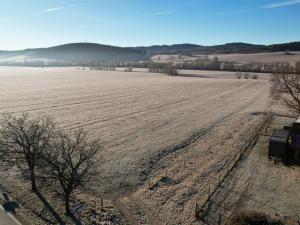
(133, 42, 300, 54)
(0, 41, 300, 65)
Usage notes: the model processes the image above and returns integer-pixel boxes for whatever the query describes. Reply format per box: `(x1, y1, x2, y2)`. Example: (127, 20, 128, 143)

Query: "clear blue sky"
(0, 0, 300, 50)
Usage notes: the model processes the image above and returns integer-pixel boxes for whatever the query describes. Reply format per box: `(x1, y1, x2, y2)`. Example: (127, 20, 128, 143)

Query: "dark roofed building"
(268, 128, 291, 159)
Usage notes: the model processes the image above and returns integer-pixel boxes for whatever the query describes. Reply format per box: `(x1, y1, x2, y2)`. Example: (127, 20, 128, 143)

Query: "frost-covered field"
(0, 67, 272, 224)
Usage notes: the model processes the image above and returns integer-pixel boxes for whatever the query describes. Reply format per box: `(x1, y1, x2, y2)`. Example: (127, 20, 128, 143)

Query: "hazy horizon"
(2, 40, 300, 52)
(1, 0, 300, 50)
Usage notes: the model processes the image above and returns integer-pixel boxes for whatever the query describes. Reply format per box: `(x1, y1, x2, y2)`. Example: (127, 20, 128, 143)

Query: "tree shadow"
(282, 159, 300, 167)
(69, 213, 83, 225)
(175, 73, 211, 78)
(31, 190, 83, 225)
(2, 200, 19, 214)
(34, 191, 65, 225)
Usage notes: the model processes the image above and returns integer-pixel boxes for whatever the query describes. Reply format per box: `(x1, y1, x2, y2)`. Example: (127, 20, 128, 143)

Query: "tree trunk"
(35, 191, 65, 225)
(65, 192, 71, 216)
(65, 191, 81, 224)
(30, 168, 38, 193)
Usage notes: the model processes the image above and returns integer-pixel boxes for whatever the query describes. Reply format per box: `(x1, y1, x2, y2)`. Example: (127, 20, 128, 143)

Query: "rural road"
(0, 204, 22, 225)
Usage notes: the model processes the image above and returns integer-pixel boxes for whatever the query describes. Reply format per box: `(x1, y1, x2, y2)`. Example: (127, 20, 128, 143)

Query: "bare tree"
(0, 113, 65, 224)
(0, 113, 56, 193)
(270, 62, 300, 113)
(124, 67, 133, 72)
(148, 62, 166, 73)
(164, 63, 178, 76)
(295, 61, 300, 73)
(251, 74, 258, 80)
(236, 72, 242, 79)
(45, 129, 101, 216)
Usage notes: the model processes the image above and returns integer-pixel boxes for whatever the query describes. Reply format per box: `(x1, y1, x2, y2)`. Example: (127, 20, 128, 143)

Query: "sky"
(0, 0, 300, 50)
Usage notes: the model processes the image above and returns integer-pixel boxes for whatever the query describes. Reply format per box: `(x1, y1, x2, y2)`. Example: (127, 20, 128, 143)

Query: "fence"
(194, 111, 275, 224)
(143, 111, 273, 225)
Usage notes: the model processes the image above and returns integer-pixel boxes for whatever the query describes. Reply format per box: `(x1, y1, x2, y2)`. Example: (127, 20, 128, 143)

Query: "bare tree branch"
(0, 113, 56, 192)
(270, 62, 300, 114)
(44, 128, 102, 217)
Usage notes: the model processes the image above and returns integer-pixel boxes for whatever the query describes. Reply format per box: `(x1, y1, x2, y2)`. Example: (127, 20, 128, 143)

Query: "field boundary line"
(195, 111, 273, 223)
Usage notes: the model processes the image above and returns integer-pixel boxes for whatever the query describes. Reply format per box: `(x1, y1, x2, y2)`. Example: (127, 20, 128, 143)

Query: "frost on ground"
(0, 67, 271, 224)
(200, 114, 300, 225)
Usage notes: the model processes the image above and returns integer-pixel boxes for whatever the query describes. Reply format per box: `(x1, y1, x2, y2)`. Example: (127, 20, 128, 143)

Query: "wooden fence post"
(100, 196, 104, 211)
(195, 203, 198, 218)
(207, 205, 209, 221)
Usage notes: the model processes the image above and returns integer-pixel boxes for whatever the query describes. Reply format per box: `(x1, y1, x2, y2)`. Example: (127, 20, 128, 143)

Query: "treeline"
(175, 59, 300, 73)
(90, 59, 300, 74)
(146, 63, 178, 75)
(0, 60, 123, 68)
(88, 60, 300, 78)
(89, 62, 179, 76)
(2, 58, 300, 74)
(89, 66, 117, 71)
(129, 60, 300, 74)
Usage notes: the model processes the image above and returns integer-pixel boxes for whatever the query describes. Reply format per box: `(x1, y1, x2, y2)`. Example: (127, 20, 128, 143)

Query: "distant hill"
(134, 44, 204, 55)
(135, 42, 300, 55)
(0, 41, 300, 66)
(0, 43, 146, 65)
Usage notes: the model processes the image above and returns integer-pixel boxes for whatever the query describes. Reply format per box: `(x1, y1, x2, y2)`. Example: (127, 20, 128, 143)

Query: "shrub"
(124, 67, 133, 72)
(236, 72, 242, 79)
(227, 211, 284, 225)
(148, 62, 165, 73)
(164, 64, 178, 76)
(244, 73, 250, 79)
(251, 74, 258, 79)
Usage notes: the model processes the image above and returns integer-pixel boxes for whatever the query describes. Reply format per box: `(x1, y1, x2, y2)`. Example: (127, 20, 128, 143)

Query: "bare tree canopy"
(270, 62, 300, 114)
(0, 113, 56, 192)
(236, 72, 242, 79)
(45, 128, 101, 216)
(164, 63, 178, 76)
(0, 113, 102, 222)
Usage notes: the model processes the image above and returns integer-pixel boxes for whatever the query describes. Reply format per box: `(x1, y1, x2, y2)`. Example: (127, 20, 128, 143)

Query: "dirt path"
(114, 198, 140, 225)
(133, 198, 162, 225)
(115, 195, 163, 225)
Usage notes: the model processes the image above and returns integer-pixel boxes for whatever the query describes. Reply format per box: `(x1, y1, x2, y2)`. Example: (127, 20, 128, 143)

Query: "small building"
(291, 117, 300, 160)
(292, 117, 300, 134)
(268, 129, 291, 159)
